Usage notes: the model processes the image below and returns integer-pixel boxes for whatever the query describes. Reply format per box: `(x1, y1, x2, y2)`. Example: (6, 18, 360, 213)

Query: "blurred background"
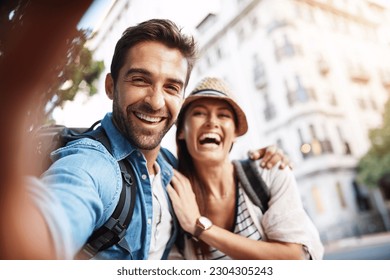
(3, 0, 390, 259)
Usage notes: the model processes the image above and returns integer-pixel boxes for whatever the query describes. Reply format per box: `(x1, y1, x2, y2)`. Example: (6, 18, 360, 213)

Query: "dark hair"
(176, 106, 212, 257)
(110, 19, 197, 87)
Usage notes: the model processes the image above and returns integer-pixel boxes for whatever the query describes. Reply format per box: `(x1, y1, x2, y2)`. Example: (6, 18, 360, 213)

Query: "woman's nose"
(206, 115, 219, 128)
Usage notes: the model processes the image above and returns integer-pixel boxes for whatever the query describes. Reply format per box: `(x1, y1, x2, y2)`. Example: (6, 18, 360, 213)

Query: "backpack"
(232, 159, 270, 213)
(30, 120, 138, 259)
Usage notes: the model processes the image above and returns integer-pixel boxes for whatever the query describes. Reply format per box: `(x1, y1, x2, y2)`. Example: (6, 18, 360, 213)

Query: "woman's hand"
(167, 170, 201, 235)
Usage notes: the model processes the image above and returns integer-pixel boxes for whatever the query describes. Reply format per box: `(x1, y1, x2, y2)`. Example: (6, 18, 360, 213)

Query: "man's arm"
(0, 1, 92, 259)
(248, 145, 293, 170)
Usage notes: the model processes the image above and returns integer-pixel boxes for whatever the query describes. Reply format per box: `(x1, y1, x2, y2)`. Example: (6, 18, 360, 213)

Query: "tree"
(0, 0, 104, 129)
(357, 98, 390, 188)
(37, 30, 105, 125)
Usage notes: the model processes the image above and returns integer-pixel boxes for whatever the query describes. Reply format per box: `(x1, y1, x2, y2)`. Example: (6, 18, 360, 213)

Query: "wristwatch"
(192, 216, 213, 241)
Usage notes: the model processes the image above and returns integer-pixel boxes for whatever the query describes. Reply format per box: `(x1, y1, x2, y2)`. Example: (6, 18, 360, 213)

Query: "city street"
(323, 232, 390, 260)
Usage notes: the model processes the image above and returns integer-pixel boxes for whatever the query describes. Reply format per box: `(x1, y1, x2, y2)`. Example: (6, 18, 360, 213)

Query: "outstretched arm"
(0, 1, 92, 259)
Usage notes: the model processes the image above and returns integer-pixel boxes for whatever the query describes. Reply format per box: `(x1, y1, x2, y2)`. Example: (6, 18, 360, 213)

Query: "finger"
(263, 145, 277, 162)
(279, 156, 289, 169)
(166, 184, 178, 200)
(248, 149, 263, 160)
(264, 151, 284, 169)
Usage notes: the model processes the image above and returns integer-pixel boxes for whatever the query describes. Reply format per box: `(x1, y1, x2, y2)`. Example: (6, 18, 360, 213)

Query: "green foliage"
(45, 35, 105, 116)
(0, 0, 104, 127)
(40, 30, 105, 125)
(357, 99, 390, 188)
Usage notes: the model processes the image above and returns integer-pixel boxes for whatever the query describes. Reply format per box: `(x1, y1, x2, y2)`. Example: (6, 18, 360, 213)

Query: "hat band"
(191, 89, 228, 98)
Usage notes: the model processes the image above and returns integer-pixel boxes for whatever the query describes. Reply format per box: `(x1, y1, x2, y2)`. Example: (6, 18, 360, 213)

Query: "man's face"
(106, 41, 188, 151)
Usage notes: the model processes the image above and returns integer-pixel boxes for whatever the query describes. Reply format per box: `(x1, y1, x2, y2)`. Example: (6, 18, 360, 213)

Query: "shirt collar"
(100, 112, 138, 161)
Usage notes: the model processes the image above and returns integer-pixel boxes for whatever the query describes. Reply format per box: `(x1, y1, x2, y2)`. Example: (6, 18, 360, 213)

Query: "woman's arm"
(167, 170, 306, 260)
(196, 225, 306, 260)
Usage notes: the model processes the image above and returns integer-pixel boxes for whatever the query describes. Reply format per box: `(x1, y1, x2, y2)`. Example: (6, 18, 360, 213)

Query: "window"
(312, 186, 325, 213)
(336, 182, 347, 208)
(253, 55, 267, 89)
(337, 126, 352, 155)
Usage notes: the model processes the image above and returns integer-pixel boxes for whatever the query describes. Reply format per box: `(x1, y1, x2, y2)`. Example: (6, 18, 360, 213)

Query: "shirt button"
(147, 219, 152, 225)
(141, 174, 147, 180)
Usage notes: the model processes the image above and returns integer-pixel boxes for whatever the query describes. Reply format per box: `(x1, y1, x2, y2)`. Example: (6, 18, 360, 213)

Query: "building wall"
(191, 0, 390, 242)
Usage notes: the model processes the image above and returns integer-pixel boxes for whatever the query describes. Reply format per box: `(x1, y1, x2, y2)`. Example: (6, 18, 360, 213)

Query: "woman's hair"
(175, 105, 214, 258)
(110, 19, 197, 87)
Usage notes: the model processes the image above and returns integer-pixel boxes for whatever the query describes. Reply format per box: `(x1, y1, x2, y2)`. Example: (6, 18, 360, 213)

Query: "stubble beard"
(112, 99, 174, 151)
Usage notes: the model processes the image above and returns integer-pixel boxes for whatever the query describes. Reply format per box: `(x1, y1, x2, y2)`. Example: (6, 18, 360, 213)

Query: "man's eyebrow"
(166, 77, 184, 88)
(124, 68, 185, 88)
(124, 68, 151, 77)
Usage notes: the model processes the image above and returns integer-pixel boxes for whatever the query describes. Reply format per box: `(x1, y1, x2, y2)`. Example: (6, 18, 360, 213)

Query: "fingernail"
(261, 161, 266, 167)
(267, 163, 272, 169)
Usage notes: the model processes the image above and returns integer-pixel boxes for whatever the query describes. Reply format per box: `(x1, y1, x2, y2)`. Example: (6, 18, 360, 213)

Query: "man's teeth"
(135, 112, 162, 123)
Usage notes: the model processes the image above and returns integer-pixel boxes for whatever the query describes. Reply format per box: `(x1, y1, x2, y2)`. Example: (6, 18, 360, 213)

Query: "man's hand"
(248, 145, 293, 170)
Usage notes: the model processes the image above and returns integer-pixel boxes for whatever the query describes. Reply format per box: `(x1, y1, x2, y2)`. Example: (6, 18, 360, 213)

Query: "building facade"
(190, 0, 390, 243)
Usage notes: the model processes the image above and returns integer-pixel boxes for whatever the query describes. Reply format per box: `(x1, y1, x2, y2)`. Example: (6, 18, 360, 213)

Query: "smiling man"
(29, 19, 197, 260)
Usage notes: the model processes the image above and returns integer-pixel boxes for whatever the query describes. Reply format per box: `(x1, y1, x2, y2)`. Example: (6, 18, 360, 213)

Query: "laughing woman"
(167, 77, 324, 260)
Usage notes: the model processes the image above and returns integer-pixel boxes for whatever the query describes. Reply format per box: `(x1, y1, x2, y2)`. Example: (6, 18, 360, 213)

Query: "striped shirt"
(195, 184, 262, 260)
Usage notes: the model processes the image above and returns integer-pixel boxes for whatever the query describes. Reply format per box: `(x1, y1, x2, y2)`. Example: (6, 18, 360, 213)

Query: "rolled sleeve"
(260, 165, 324, 259)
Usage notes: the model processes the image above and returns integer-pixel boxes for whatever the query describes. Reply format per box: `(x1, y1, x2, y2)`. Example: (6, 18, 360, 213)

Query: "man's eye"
(131, 77, 148, 84)
(165, 85, 180, 95)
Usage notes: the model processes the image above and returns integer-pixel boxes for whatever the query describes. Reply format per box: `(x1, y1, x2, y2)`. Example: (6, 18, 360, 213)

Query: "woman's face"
(178, 98, 238, 164)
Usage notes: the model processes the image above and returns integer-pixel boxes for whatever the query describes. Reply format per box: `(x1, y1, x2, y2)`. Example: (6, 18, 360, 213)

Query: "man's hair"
(110, 19, 197, 87)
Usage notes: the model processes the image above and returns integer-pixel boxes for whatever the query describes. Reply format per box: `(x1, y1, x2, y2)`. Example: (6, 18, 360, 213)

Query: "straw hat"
(181, 77, 248, 136)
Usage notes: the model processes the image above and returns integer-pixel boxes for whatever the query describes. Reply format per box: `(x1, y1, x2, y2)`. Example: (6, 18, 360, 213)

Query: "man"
(12, 19, 288, 260)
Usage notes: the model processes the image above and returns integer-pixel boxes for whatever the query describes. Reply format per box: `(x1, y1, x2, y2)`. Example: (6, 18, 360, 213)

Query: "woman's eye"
(219, 112, 233, 118)
(192, 110, 205, 116)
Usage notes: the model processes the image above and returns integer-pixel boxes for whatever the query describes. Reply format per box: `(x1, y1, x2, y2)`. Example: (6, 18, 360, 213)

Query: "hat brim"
(181, 94, 248, 137)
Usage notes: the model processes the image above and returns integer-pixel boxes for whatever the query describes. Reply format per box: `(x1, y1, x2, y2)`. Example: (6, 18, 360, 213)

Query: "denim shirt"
(31, 113, 178, 259)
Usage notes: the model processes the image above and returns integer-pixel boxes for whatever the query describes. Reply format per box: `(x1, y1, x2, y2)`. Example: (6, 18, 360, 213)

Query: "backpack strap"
(233, 159, 270, 213)
(72, 122, 137, 259)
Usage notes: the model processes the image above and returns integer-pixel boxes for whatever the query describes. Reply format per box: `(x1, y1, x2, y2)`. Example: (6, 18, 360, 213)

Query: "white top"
(194, 186, 263, 260)
(148, 163, 173, 260)
(170, 161, 324, 260)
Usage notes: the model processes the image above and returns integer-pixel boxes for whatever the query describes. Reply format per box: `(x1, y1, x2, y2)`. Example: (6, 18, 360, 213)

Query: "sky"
(78, 0, 221, 31)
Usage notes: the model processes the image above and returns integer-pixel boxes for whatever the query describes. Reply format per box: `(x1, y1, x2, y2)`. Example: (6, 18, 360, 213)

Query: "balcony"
(348, 65, 370, 83)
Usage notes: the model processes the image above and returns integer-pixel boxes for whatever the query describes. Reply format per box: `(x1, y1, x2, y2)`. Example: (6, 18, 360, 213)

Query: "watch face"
(198, 216, 213, 229)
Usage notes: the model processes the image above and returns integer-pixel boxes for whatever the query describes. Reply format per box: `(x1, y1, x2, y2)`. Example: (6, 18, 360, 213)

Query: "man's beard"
(112, 99, 174, 151)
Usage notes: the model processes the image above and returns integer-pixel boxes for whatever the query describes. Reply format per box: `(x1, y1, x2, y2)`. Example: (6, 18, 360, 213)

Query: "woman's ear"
(105, 73, 114, 100)
(177, 129, 185, 140)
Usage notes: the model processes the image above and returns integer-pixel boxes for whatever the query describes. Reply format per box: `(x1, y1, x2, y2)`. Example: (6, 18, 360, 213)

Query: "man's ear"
(105, 73, 114, 100)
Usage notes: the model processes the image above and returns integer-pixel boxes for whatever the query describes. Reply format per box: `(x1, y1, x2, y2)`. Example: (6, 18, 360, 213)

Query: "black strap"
(72, 122, 137, 259)
(233, 159, 270, 213)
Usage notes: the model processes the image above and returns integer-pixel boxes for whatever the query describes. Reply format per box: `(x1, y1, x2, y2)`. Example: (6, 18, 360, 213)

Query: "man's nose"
(144, 87, 165, 110)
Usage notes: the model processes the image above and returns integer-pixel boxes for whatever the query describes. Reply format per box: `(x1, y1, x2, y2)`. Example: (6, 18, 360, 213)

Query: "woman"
(167, 77, 324, 260)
